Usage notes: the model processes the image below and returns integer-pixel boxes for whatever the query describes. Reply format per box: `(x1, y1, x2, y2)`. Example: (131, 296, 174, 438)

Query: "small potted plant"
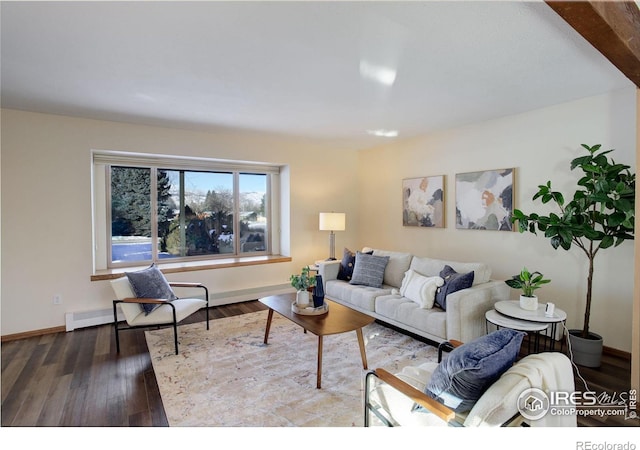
(290, 266, 316, 306)
(505, 267, 551, 311)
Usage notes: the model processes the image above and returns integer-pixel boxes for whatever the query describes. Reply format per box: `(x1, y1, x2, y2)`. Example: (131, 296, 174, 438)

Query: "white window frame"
(92, 150, 282, 271)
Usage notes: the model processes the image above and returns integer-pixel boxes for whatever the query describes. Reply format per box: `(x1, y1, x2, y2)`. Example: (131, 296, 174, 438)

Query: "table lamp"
(319, 212, 346, 260)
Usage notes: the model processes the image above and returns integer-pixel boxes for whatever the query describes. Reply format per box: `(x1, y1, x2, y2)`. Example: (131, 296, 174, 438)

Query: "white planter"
(296, 289, 310, 307)
(519, 294, 538, 311)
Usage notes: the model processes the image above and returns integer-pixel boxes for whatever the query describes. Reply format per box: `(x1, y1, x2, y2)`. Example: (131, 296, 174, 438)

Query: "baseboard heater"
(65, 308, 123, 331)
(65, 283, 291, 331)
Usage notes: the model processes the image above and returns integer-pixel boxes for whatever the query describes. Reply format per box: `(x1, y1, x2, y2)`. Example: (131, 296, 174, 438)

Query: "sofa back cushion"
(362, 247, 413, 288)
(409, 256, 491, 285)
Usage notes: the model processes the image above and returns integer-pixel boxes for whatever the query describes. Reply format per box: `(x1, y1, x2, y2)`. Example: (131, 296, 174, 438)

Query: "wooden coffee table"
(259, 293, 375, 389)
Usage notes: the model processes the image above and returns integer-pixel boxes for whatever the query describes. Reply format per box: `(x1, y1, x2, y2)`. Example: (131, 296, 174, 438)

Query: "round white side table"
(488, 300, 567, 353)
(485, 310, 549, 353)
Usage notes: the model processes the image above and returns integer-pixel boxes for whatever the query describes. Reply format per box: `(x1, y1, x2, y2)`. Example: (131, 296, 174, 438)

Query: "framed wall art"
(455, 168, 514, 231)
(402, 175, 445, 228)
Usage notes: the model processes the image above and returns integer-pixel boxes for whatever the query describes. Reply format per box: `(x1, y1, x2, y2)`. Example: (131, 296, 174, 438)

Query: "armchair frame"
(364, 339, 461, 426)
(364, 367, 459, 426)
(364, 339, 522, 427)
(113, 282, 209, 355)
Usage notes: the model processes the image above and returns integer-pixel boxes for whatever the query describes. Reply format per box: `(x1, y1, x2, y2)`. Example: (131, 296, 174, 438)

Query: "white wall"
(2, 88, 637, 353)
(0, 109, 360, 336)
(355, 88, 637, 352)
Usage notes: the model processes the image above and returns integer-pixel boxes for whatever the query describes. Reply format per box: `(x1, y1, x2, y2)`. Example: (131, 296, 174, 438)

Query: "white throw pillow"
(399, 269, 444, 309)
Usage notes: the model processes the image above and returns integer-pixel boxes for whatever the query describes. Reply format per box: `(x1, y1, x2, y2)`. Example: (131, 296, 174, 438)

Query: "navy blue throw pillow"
(126, 264, 177, 315)
(337, 248, 372, 281)
(434, 265, 474, 310)
(423, 329, 525, 413)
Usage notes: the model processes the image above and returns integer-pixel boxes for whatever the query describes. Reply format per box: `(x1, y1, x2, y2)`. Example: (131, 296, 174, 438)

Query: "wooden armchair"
(111, 276, 209, 355)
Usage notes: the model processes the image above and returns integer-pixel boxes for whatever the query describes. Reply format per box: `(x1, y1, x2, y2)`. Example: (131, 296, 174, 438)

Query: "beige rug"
(145, 310, 438, 427)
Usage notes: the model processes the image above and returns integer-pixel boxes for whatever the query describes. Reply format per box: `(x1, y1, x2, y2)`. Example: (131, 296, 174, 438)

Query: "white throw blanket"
(464, 352, 577, 427)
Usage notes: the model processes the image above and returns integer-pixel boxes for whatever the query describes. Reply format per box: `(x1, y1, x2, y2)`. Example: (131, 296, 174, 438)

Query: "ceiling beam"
(545, 1, 640, 87)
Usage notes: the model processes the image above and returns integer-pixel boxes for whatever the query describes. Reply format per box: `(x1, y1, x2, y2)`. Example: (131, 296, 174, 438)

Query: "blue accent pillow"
(125, 264, 177, 315)
(337, 248, 373, 281)
(423, 329, 525, 412)
(349, 252, 390, 288)
(434, 265, 474, 310)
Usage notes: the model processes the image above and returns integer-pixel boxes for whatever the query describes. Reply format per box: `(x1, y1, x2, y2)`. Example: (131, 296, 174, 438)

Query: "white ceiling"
(0, 1, 634, 150)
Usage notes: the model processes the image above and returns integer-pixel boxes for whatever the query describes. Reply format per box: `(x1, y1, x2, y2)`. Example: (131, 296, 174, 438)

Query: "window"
(93, 151, 279, 269)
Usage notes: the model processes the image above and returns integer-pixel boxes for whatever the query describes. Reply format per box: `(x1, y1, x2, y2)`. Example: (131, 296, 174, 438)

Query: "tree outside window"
(110, 166, 268, 266)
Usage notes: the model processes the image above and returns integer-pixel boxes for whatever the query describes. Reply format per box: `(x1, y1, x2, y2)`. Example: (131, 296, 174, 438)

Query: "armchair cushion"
(434, 265, 474, 310)
(127, 298, 206, 326)
(424, 329, 525, 412)
(111, 276, 144, 323)
(126, 264, 177, 315)
(350, 252, 390, 288)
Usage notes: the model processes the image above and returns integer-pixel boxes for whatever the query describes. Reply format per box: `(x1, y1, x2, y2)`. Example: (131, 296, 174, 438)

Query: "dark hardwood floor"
(1, 300, 637, 427)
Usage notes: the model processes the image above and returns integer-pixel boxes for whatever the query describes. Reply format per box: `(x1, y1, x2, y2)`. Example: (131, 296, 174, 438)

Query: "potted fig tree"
(511, 144, 635, 367)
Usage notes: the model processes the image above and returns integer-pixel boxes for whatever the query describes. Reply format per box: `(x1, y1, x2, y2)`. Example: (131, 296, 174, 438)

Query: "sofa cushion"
(375, 294, 447, 341)
(362, 247, 413, 288)
(410, 256, 491, 285)
(326, 280, 390, 312)
(337, 248, 372, 282)
(424, 329, 525, 413)
(350, 252, 390, 288)
(434, 265, 474, 310)
(399, 269, 444, 309)
(126, 264, 177, 315)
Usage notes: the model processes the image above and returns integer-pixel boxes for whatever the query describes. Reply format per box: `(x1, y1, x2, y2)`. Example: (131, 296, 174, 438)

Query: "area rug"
(145, 310, 438, 426)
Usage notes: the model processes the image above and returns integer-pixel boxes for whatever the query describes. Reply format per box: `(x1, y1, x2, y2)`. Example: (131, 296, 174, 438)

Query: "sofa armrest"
(444, 280, 510, 342)
(317, 260, 341, 282)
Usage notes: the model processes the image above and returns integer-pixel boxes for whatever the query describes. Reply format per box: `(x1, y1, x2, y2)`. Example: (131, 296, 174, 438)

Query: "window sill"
(90, 255, 292, 281)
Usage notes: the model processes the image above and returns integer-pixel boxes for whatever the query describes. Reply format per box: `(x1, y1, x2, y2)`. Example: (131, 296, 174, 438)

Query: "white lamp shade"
(319, 212, 346, 231)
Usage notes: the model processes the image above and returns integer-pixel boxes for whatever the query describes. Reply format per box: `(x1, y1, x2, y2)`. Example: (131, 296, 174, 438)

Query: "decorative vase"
(296, 289, 309, 307)
(519, 294, 538, 311)
(312, 275, 325, 308)
(568, 330, 603, 368)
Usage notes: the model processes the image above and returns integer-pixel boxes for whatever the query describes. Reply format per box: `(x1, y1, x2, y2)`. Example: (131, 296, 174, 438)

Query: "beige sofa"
(317, 247, 510, 344)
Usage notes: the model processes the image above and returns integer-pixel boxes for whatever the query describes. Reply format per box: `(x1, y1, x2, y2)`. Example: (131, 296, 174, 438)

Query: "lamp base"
(328, 231, 337, 261)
